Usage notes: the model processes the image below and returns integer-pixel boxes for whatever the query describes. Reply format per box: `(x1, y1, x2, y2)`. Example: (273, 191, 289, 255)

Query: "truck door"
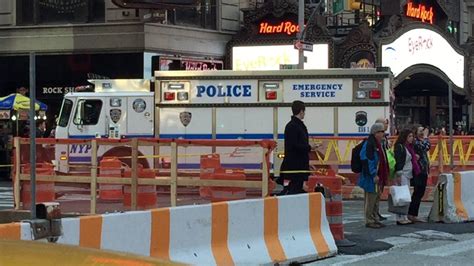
(66, 99, 105, 165)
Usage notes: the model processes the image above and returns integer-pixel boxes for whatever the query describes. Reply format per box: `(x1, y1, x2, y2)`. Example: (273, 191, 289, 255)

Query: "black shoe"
(378, 214, 388, 221)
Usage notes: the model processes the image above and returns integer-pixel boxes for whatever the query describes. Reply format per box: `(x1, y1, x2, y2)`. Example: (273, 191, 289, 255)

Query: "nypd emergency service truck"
(54, 69, 392, 175)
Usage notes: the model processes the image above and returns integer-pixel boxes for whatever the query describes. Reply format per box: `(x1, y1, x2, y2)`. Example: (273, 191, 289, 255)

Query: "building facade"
(0, 0, 242, 119)
(227, 0, 474, 132)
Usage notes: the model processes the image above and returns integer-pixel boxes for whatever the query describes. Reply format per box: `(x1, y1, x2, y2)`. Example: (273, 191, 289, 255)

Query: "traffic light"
(348, 0, 361, 10)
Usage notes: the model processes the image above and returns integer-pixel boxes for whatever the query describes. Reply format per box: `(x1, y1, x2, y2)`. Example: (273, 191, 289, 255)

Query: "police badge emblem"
(110, 109, 122, 123)
(179, 111, 192, 127)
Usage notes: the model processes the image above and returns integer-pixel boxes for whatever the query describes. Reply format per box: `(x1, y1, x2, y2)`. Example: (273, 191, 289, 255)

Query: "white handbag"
(389, 185, 412, 206)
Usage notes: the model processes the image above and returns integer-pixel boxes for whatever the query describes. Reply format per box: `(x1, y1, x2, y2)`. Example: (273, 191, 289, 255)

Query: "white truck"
(55, 69, 393, 175)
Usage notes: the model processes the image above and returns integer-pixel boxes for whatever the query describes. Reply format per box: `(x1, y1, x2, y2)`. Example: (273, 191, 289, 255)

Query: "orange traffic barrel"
(200, 154, 221, 199)
(21, 163, 55, 209)
(325, 200, 344, 240)
(123, 164, 157, 210)
(309, 174, 355, 247)
(209, 168, 246, 202)
(99, 157, 123, 201)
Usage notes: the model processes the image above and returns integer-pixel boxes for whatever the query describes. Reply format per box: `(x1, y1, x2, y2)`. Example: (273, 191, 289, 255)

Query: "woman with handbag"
(394, 128, 421, 225)
(408, 126, 430, 222)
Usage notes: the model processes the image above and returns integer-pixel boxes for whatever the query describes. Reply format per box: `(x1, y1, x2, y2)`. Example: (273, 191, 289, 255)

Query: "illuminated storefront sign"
(157, 56, 223, 71)
(232, 44, 329, 70)
(259, 21, 300, 35)
(406, 1, 434, 24)
(382, 28, 464, 88)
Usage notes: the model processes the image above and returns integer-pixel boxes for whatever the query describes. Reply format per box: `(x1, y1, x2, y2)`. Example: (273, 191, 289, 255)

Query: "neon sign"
(259, 21, 300, 35)
(406, 1, 434, 24)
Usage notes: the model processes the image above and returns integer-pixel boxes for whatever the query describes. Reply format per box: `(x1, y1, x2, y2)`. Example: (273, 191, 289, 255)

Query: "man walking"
(280, 100, 318, 194)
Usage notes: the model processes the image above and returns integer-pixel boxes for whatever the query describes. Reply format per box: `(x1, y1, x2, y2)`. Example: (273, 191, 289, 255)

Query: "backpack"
(351, 139, 366, 173)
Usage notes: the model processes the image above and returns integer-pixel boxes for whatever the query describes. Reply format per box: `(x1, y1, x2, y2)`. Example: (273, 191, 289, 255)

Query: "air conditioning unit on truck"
(54, 69, 392, 176)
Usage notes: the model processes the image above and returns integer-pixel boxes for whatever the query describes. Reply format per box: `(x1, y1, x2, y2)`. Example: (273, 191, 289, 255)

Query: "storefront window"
(167, 0, 216, 29)
(17, 0, 105, 25)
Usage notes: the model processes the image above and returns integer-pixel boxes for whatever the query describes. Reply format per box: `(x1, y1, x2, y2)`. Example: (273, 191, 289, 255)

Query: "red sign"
(406, 1, 434, 24)
(259, 21, 300, 35)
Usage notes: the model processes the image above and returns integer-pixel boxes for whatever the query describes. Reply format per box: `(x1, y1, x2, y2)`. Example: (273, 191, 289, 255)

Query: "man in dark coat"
(279, 100, 317, 194)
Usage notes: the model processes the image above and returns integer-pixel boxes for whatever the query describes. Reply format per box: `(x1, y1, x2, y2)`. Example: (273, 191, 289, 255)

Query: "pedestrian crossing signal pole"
(29, 52, 36, 219)
(297, 0, 324, 69)
(297, 0, 305, 69)
(448, 81, 454, 170)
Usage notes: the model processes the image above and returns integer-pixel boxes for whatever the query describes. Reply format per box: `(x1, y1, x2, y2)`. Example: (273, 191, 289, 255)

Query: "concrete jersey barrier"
(429, 171, 474, 223)
(0, 223, 31, 241)
(0, 193, 337, 265)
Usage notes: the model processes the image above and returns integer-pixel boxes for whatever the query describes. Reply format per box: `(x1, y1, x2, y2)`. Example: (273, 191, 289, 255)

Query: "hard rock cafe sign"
(259, 21, 300, 36)
(406, 1, 434, 24)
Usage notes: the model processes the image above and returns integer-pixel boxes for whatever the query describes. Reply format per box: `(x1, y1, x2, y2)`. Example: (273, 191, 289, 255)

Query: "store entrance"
(394, 72, 466, 133)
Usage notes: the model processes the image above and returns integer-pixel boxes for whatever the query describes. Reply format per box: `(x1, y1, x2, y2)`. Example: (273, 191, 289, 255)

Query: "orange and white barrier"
(0, 223, 32, 241)
(1, 193, 337, 264)
(429, 171, 474, 223)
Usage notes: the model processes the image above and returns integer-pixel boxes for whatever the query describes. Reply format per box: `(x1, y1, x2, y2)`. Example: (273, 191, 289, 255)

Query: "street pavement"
(309, 200, 474, 265)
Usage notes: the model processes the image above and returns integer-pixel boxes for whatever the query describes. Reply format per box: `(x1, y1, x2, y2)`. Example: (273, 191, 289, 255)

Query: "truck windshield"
(58, 99, 73, 127)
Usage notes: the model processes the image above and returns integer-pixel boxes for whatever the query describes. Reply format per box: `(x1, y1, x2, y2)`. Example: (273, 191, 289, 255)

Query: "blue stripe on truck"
(160, 133, 369, 139)
(68, 135, 154, 139)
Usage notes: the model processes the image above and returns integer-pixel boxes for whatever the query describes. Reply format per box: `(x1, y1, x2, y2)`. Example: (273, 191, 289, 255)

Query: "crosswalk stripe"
(412, 238, 474, 257)
(377, 236, 421, 246)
